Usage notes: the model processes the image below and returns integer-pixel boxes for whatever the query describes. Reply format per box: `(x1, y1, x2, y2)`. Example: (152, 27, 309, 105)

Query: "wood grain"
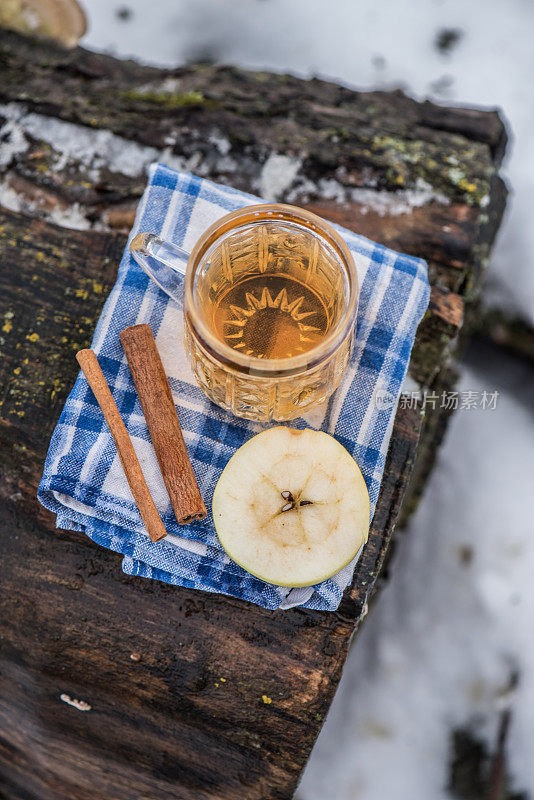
(120, 324, 207, 525)
(0, 29, 508, 800)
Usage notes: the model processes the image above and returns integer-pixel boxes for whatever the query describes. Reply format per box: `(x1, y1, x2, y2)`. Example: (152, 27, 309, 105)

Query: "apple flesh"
(212, 427, 370, 587)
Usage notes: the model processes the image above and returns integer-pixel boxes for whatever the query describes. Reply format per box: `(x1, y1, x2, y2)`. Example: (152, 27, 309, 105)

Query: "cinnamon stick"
(76, 349, 168, 543)
(120, 324, 207, 525)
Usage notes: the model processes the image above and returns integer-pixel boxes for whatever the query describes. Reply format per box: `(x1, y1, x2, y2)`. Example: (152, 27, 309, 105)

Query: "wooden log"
(0, 26, 508, 391)
(0, 29, 508, 800)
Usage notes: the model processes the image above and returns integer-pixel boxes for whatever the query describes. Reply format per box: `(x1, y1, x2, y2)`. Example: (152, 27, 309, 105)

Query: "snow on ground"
(80, 0, 534, 324)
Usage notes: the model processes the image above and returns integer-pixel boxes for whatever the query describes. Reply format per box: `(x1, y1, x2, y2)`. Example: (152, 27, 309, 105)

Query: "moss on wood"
(119, 89, 207, 109)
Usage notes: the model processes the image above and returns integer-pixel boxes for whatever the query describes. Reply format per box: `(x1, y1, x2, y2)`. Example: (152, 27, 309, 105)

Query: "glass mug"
(130, 204, 358, 422)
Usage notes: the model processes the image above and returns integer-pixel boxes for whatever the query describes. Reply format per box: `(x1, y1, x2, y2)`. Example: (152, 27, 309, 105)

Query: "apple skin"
(217, 538, 367, 589)
(212, 427, 370, 588)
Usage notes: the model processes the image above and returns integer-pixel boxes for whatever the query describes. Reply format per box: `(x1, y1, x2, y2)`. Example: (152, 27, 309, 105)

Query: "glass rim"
(184, 203, 359, 376)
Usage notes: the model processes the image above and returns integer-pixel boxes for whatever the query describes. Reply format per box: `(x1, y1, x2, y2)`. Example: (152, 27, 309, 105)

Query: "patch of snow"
(0, 174, 94, 231)
(288, 175, 451, 215)
(0, 103, 205, 183)
(48, 203, 92, 231)
(0, 180, 23, 213)
(20, 112, 160, 178)
(286, 176, 318, 204)
(0, 101, 25, 123)
(208, 133, 231, 156)
(0, 118, 29, 169)
(258, 153, 302, 202)
(215, 155, 238, 173)
(351, 179, 450, 217)
(316, 178, 346, 204)
(135, 76, 183, 95)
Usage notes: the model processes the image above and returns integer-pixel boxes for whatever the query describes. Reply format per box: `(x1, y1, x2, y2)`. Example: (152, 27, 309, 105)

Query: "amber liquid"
(195, 221, 344, 361)
(211, 273, 329, 359)
(187, 219, 350, 421)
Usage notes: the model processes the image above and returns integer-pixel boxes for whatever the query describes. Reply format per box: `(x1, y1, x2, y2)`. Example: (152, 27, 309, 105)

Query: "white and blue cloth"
(38, 164, 430, 611)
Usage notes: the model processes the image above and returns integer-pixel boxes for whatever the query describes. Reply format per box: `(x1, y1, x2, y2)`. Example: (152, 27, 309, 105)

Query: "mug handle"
(129, 233, 190, 305)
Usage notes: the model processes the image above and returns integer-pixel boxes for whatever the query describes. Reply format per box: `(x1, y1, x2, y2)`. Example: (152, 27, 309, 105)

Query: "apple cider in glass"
(183, 206, 359, 421)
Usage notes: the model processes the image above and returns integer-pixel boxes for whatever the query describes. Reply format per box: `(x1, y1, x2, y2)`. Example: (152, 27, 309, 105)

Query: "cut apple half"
(212, 427, 370, 587)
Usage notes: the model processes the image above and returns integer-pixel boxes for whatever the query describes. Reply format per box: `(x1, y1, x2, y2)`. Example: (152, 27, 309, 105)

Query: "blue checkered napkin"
(37, 163, 430, 611)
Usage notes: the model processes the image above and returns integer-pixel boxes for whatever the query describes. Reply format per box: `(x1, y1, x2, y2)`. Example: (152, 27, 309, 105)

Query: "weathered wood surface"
(0, 29, 507, 800)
